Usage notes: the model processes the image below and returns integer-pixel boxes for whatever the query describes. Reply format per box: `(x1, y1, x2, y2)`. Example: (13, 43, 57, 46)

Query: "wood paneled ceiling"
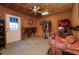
(0, 3, 73, 16)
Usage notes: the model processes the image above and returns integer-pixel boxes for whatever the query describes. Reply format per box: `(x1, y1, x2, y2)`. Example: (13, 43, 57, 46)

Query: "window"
(9, 17, 18, 30)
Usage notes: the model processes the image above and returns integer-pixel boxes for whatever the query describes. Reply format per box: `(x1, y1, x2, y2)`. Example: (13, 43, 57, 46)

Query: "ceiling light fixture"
(41, 11, 49, 15)
(32, 6, 40, 13)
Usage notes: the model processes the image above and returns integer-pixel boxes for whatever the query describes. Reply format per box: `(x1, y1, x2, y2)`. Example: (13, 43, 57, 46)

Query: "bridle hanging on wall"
(41, 20, 52, 38)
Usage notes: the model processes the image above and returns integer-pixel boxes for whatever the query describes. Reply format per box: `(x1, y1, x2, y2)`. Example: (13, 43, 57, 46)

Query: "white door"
(6, 14, 21, 44)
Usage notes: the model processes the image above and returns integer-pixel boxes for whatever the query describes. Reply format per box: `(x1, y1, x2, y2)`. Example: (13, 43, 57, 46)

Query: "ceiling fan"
(27, 6, 43, 15)
(27, 6, 49, 16)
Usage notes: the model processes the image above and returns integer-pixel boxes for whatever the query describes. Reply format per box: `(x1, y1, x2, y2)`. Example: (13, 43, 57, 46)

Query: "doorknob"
(6, 28, 9, 32)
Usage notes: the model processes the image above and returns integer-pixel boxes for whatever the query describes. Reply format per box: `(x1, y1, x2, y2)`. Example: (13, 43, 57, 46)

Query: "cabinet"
(0, 20, 5, 48)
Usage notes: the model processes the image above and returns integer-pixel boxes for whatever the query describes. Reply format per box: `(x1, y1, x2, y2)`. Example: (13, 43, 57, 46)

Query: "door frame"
(5, 14, 21, 44)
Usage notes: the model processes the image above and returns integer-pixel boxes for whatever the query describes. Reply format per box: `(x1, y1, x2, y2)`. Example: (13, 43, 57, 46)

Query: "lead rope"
(50, 32, 56, 55)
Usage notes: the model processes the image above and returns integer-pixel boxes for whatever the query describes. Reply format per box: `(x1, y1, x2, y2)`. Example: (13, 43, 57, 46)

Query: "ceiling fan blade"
(37, 7, 40, 10)
(37, 11, 42, 13)
(25, 9, 34, 14)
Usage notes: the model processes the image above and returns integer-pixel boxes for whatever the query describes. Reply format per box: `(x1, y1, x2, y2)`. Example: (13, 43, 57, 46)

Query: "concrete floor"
(1, 37, 50, 55)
